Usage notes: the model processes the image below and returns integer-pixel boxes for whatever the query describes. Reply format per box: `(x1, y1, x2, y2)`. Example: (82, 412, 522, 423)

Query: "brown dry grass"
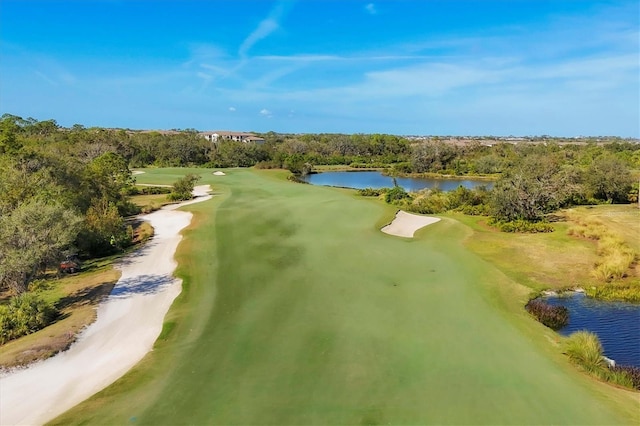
(453, 213, 599, 291)
(566, 210, 637, 282)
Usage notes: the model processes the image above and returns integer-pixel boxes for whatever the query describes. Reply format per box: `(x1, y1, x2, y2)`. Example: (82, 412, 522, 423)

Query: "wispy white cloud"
(238, 0, 296, 58)
(259, 108, 273, 118)
(365, 3, 377, 15)
(229, 106, 236, 112)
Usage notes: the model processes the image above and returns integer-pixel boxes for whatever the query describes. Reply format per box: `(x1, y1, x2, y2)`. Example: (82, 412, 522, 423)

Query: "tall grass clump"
(586, 284, 640, 303)
(525, 298, 568, 329)
(562, 331, 638, 389)
(567, 214, 636, 282)
(564, 331, 606, 373)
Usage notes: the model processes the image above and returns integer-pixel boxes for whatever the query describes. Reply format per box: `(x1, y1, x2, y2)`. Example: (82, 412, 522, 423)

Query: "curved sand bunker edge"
(381, 210, 441, 238)
(0, 185, 213, 426)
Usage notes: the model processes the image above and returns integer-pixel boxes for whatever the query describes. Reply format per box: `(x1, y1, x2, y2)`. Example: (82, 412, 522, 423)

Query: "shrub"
(564, 331, 606, 373)
(525, 299, 568, 329)
(0, 292, 59, 344)
(488, 218, 554, 233)
(403, 189, 449, 214)
(357, 188, 389, 197)
(385, 186, 410, 204)
(458, 204, 491, 216)
(168, 174, 201, 201)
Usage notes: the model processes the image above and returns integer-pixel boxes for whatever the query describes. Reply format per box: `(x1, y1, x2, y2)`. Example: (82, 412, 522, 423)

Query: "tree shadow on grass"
(56, 281, 117, 311)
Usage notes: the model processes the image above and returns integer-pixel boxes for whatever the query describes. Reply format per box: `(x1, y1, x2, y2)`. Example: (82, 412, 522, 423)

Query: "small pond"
(302, 171, 492, 192)
(544, 292, 640, 367)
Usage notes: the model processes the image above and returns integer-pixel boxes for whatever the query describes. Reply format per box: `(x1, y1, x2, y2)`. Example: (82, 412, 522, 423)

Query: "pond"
(301, 171, 492, 192)
(544, 292, 640, 367)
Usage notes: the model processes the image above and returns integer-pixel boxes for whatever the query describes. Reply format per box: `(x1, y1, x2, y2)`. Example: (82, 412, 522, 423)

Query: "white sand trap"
(381, 210, 441, 238)
(213, 171, 226, 176)
(132, 170, 145, 175)
(0, 185, 212, 426)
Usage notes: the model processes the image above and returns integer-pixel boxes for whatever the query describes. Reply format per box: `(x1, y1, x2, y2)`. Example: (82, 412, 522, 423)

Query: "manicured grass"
(53, 169, 638, 425)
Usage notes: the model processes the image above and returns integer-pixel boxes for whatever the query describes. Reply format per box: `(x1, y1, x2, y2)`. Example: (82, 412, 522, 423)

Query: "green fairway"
(53, 168, 638, 425)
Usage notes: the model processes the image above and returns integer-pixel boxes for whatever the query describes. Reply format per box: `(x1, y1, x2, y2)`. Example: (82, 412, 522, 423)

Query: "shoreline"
(0, 185, 212, 426)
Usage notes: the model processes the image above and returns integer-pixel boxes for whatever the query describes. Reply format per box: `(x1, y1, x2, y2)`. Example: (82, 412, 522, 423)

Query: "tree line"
(1, 113, 638, 295)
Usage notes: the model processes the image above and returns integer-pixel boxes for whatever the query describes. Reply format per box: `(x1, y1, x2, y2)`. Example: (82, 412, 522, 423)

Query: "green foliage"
(0, 292, 59, 344)
(406, 188, 451, 214)
(78, 198, 131, 256)
(0, 200, 82, 294)
(564, 331, 606, 373)
(585, 156, 633, 203)
(86, 152, 136, 214)
(168, 174, 201, 201)
(488, 218, 554, 233)
(585, 285, 640, 303)
(490, 155, 576, 222)
(384, 186, 410, 203)
(357, 187, 389, 197)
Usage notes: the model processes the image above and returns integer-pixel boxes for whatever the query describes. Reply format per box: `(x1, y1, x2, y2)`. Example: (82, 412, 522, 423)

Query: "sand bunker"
(132, 170, 145, 175)
(381, 210, 441, 238)
(213, 171, 226, 176)
(0, 185, 212, 426)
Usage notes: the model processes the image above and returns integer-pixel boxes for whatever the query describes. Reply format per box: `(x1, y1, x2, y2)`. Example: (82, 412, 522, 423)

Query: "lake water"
(544, 293, 640, 367)
(302, 171, 492, 192)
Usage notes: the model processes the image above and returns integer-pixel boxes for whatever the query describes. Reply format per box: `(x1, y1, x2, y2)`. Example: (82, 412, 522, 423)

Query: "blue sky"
(1, 0, 638, 136)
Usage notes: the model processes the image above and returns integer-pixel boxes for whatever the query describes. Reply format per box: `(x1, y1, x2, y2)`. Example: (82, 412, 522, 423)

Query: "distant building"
(200, 131, 265, 144)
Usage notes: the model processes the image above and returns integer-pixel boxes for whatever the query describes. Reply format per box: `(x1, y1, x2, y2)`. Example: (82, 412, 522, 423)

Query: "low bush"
(457, 204, 491, 216)
(349, 162, 387, 169)
(564, 331, 606, 373)
(525, 298, 568, 329)
(140, 186, 171, 195)
(489, 218, 554, 233)
(168, 174, 201, 201)
(0, 292, 59, 344)
(357, 187, 389, 197)
(385, 186, 410, 204)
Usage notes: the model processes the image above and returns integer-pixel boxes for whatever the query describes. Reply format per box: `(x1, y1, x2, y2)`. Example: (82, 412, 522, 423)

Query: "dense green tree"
(168, 174, 202, 201)
(0, 200, 82, 294)
(491, 156, 569, 222)
(78, 198, 131, 255)
(584, 156, 633, 203)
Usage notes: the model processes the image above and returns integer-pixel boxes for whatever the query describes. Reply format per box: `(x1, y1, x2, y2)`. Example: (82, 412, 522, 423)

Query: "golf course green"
(52, 168, 638, 425)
